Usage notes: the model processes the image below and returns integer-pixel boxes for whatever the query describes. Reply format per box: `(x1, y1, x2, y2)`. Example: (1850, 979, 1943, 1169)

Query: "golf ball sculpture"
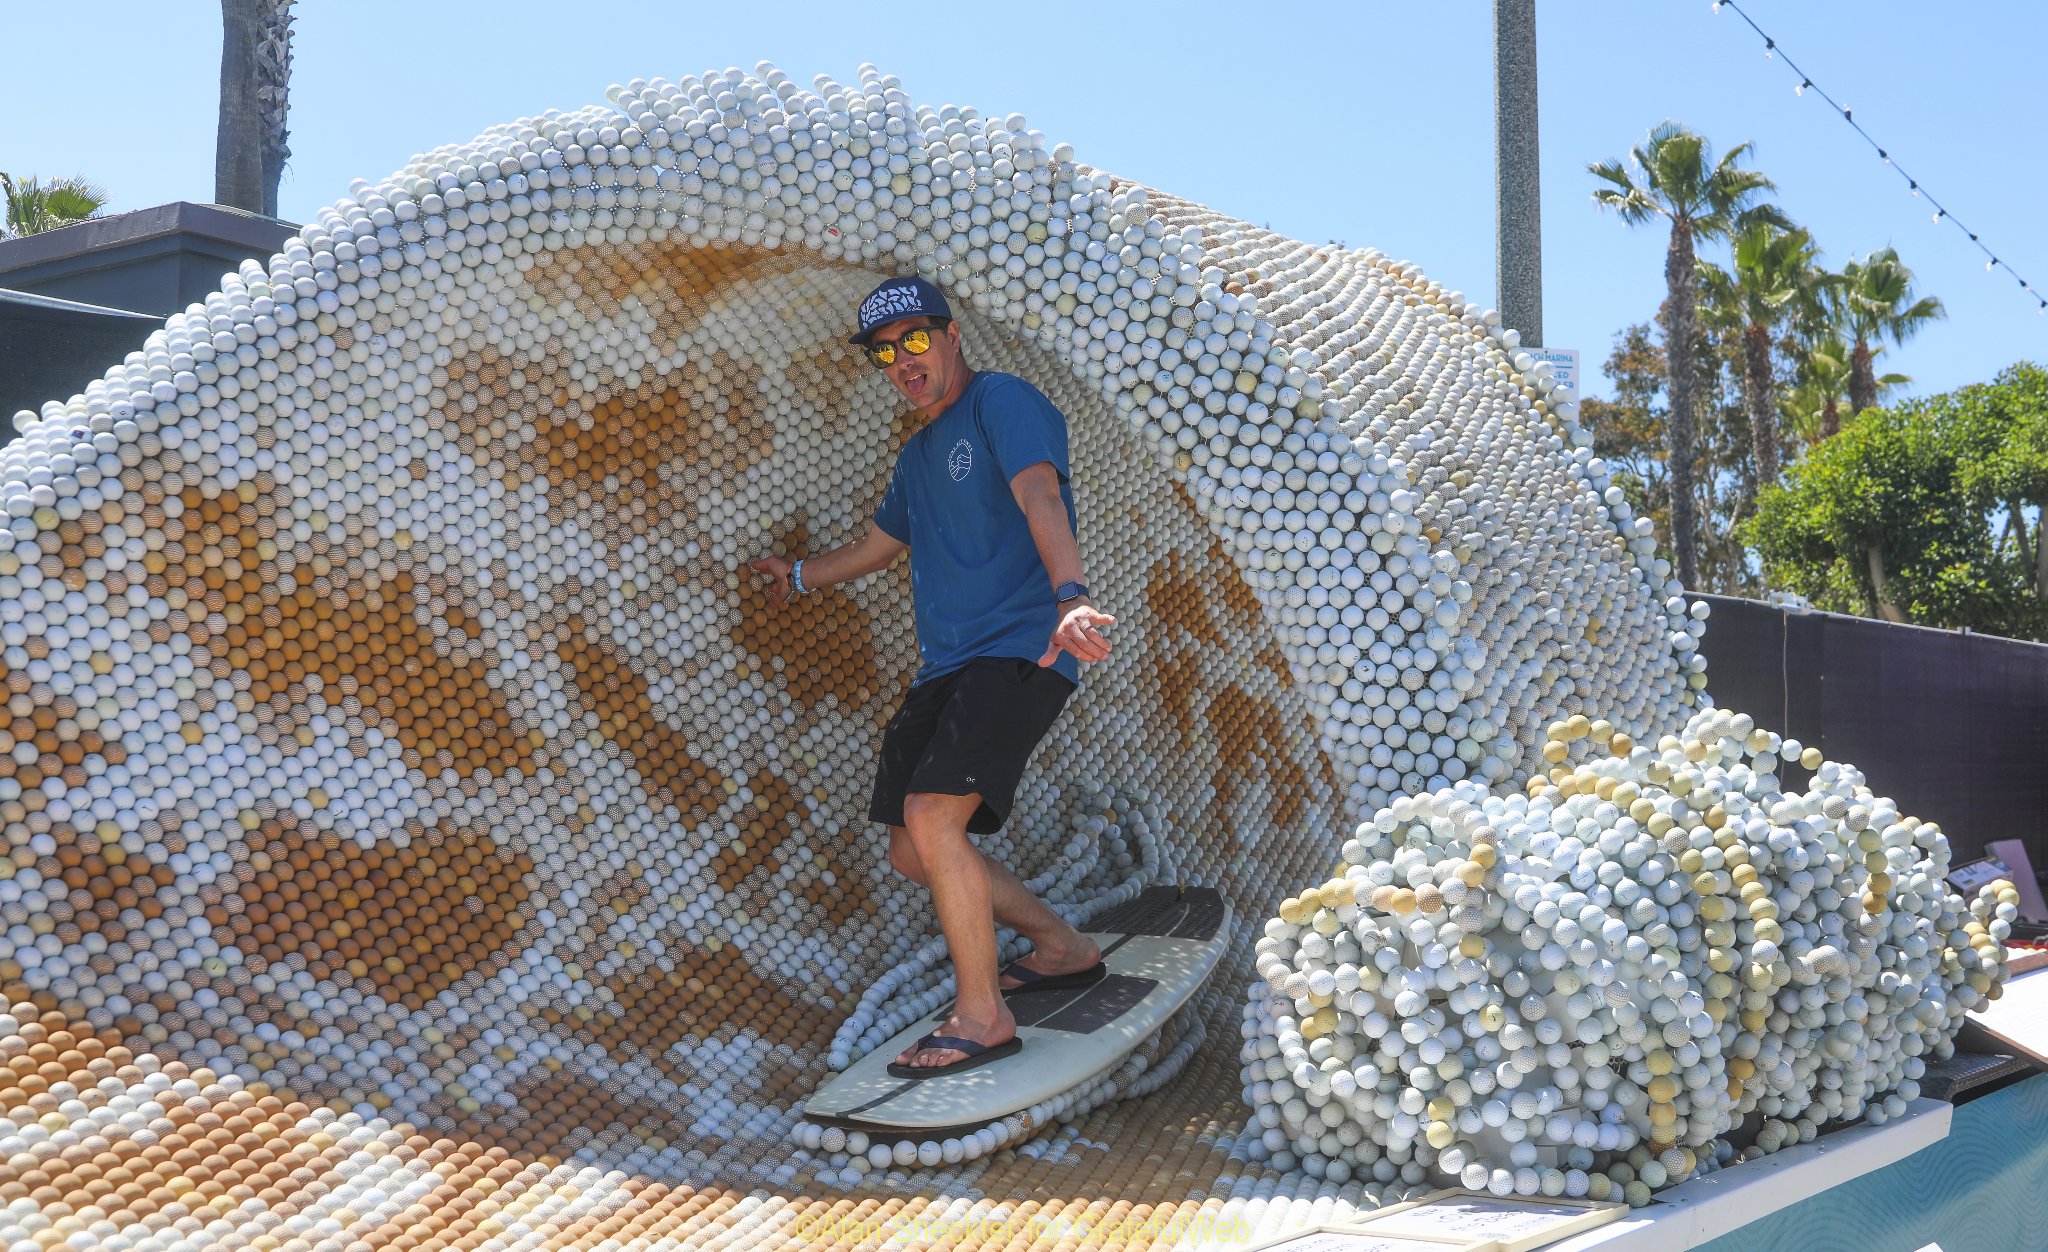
(0, 57, 1972, 1250)
(1247, 709, 2013, 1207)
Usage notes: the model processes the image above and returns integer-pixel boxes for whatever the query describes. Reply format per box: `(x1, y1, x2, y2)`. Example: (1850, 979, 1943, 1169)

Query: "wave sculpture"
(0, 63, 1704, 1250)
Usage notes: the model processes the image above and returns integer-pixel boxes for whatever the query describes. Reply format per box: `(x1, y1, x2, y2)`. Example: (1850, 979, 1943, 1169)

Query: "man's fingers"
(1050, 631, 1088, 664)
(1058, 626, 1110, 663)
(1044, 613, 1116, 667)
(746, 558, 795, 607)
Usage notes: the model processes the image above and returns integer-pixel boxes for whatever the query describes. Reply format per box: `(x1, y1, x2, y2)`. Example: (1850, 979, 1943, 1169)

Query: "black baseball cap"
(849, 276, 953, 346)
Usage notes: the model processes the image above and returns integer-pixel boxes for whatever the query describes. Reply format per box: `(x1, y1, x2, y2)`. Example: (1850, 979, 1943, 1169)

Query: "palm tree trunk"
(255, 0, 295, 218)
(216, 0, 266, 213)
(1865, 546, 1907, 624)
(1662, 220, 1701, 588)
(1848, 338, 1877, 418)
(216, 0, 293, 217)
(2036, 505, 2048, 603)
(1743, 321, 1779, 496)
(1820, 396, 1841, 440)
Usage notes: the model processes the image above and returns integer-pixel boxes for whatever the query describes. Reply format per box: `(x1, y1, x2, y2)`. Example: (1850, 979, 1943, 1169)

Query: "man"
(749, 276, 1117, 1077)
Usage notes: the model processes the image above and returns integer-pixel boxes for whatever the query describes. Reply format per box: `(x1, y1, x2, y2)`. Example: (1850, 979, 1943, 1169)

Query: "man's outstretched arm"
(748, 525, 907, 607)
(1011, 461, 1115, 666)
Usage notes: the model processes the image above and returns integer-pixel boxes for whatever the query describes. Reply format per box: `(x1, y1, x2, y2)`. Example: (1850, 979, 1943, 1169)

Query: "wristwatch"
(1053, 581, 1090, 604)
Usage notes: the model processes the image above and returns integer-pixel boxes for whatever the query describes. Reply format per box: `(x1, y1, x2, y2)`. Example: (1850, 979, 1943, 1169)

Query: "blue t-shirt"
(874, 372, 1082, 686)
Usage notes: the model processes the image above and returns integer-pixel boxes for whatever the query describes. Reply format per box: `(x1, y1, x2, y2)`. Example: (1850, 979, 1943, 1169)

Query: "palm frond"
(1843, 247, 1946, 347)
(1588, 158, 1663, 224)
(1695, 260, 1743, 333)
(1899, 294, 1944, 325)
(1645, 128, 1708, 214)
(0, 171, 110, 236)
(39, 182, 108, 222)
(1731, 201, 1794, 234)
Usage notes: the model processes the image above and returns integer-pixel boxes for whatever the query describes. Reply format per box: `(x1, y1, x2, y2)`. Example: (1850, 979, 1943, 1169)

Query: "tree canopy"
(1745, 363, 2048, 641)
(1578, 121, 1967, 626)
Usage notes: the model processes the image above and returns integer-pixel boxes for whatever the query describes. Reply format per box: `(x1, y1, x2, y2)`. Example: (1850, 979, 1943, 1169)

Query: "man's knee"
(886, 827, 927, 885)
(901, 791, 975, 839)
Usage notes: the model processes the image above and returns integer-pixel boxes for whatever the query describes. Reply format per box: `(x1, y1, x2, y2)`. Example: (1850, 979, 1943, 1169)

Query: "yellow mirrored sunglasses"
(865, 325, 939, 369)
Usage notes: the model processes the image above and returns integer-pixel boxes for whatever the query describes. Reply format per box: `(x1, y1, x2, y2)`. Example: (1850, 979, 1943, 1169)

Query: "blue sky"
(5, 1, 2041, 401)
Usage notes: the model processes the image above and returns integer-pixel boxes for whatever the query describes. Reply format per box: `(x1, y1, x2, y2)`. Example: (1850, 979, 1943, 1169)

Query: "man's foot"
(884, 1033, 1022, 1079)
(999, 933, 1103, 991)
(893, 1005, 1016, 1071)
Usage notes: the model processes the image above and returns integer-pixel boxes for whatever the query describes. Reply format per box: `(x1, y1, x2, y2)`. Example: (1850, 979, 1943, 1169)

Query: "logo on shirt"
(947, 438, 974, 482)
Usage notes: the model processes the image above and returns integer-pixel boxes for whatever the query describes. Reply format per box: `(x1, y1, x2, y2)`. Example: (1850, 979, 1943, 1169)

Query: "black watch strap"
(1054, 580, 1090, 604)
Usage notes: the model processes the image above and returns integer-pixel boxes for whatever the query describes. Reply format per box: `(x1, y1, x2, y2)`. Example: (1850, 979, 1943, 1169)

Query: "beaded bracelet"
(791, 559, 809, 596)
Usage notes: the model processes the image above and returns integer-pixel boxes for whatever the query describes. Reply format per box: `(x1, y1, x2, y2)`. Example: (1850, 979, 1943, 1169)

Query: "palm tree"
(1783, 338, 1850, 445)
(1591, 123, 1788, 587)
(1784, 333, 1907, 443)
(1840, 247, 1943, 417)
(1698, 224, 1830, 493)
(217, 0, 296, 216)
(0, 173, 109, 237)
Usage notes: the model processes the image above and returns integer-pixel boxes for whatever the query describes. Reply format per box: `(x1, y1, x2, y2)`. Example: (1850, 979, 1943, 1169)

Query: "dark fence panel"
(1693, 594, 2048, 868)
(1, 290, 159, 436)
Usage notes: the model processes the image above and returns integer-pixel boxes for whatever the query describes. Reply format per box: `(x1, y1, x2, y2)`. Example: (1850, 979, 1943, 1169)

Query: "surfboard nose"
(802, 886, 1231, 1149)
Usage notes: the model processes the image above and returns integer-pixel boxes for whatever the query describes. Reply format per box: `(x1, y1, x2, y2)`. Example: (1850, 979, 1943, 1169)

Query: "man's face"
(868, 317, 966, 412)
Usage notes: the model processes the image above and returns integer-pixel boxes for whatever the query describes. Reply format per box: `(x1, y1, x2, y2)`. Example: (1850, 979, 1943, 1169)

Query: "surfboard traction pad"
(1091, 882, 1231, 941)
(802, 885, 1227, 1143)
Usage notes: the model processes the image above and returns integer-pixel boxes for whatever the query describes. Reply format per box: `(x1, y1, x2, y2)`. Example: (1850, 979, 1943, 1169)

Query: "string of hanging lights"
(1713, 0, 2046, 314)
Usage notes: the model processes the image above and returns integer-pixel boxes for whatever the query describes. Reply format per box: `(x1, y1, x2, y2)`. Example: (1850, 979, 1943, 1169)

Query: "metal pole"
(1494, 0, 1542, 347)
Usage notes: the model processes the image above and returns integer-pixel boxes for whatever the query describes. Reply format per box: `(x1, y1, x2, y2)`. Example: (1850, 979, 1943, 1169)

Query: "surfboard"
(803, 884, 1231, 1136)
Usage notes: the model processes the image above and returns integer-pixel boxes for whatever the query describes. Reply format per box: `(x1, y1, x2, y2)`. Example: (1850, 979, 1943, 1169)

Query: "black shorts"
(869, 656, 1076, 835)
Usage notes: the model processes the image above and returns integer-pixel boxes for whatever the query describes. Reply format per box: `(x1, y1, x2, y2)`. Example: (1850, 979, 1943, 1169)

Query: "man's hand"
(747, 556, 795, 608)
(1040, 598, 1116, 667)
(744, 528, 904, 609)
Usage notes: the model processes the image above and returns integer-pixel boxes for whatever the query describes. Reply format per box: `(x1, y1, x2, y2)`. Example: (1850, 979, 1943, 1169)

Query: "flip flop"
(886, 1033, 1023, 1079)
(999, 959, 1108, 995)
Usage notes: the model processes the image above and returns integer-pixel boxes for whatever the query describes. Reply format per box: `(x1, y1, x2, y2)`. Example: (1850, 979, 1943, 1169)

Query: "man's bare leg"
(887, 827, 1101, 988)
(894, 792, 1013, 1069)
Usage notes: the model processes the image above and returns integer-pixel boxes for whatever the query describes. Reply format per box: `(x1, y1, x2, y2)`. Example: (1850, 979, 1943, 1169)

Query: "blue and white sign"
(1528, 346, 1580, 399)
